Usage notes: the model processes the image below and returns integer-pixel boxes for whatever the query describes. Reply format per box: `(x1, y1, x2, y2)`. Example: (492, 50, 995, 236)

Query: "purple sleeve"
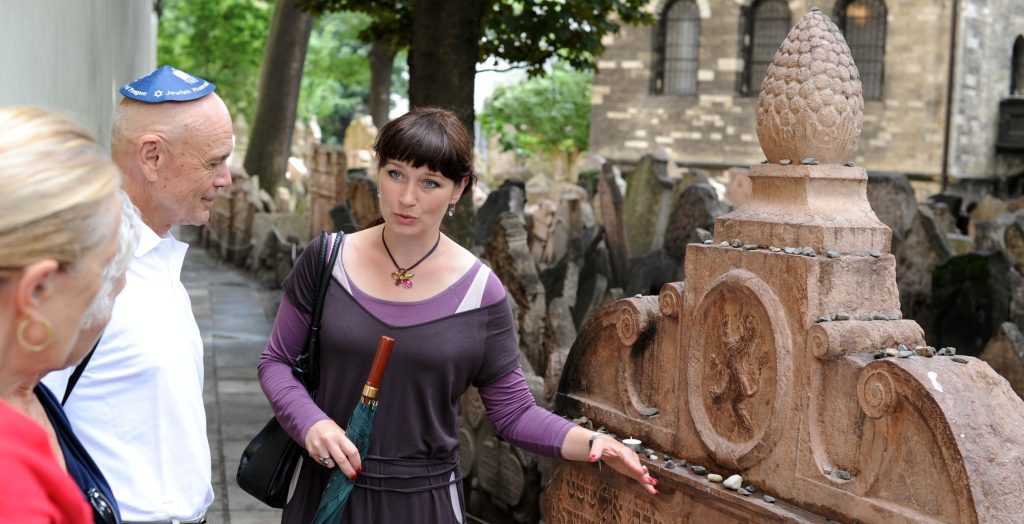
(478, 367, 576, 459)
(257, 294, 330, 445)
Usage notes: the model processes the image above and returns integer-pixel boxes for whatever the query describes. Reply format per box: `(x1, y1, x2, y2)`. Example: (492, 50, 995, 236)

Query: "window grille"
(661, 0, 700, 95)
(837, 0, 887, 100)
(745, 0, 790, 96)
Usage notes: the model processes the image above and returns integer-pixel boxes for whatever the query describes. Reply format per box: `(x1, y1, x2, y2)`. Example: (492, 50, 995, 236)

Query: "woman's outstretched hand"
(561, 426, 658, 495)
(588, 434, 659, 495)
(305, 419, 362, 481)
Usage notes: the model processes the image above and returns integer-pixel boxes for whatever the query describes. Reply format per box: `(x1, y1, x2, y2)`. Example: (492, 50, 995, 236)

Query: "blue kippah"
(119, 65, 216, 103)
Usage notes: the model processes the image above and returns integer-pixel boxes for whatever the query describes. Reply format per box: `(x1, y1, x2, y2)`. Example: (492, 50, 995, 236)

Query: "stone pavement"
(181, 232, 284, 524)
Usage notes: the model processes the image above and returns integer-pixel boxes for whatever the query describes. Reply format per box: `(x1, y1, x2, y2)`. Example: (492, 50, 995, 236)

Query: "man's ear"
(15, 260, 60, 318)
(138, 134, 165, 182)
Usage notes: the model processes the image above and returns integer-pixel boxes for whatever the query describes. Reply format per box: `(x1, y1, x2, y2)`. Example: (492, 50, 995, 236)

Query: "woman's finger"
(327, 433, 361, 480)
(590, 438, 658, 495)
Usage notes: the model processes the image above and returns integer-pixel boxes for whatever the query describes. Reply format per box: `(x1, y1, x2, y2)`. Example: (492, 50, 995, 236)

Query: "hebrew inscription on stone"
(545, 465, 667, 524)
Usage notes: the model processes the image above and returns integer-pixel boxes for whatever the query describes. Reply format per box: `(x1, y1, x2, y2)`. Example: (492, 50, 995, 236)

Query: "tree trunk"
(244, 0, 314, 195)
(368, 40, 397, 130)
(408, 0, 488, 247)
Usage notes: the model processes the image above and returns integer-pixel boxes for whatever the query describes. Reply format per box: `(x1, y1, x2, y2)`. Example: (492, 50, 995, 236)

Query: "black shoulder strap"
(62, 337, 100, 406)
(309, 231, 343, 355)
(292, 231, 343, 394)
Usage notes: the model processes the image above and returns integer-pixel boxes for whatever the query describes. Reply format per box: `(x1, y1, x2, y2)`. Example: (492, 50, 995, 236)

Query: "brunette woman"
(259, 107, 657, 523)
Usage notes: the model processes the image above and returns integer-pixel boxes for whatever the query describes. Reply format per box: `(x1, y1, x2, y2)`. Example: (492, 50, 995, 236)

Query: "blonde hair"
(0, 107, 121, 276)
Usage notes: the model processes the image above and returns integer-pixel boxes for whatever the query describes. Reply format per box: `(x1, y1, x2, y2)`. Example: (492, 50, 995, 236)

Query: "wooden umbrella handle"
(362, 336, 395, 401)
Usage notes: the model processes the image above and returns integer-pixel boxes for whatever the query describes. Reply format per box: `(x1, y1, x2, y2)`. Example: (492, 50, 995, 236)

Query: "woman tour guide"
(259, 107, 658, 523)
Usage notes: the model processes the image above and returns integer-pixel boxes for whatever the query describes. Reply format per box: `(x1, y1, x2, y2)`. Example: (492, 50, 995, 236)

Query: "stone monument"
(543, 8, 1024, 523)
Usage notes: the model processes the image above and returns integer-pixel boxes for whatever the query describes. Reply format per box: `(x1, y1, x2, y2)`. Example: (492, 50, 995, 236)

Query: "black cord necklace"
(381, 227, 442, 288)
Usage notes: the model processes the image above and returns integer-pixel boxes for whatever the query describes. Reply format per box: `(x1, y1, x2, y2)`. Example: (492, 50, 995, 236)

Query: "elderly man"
(44, 66, 233, 524)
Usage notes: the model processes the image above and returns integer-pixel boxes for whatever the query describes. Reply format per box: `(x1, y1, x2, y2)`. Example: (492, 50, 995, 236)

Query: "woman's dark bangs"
(377, 117, 463, 181)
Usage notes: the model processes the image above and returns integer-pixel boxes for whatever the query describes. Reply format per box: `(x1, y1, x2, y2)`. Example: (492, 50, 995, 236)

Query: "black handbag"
(236, 231, 342, 508)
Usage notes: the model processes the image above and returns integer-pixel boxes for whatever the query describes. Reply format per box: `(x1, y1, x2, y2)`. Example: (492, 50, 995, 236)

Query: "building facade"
(0, 0, 158, 149)
(590, 0, 1024, 184)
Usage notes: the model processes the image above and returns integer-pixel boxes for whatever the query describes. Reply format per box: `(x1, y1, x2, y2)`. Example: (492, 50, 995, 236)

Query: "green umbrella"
(313, 336, 395, 524)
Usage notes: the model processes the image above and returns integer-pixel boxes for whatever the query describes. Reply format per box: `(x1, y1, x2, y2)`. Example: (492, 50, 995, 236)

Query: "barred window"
(1013, 35, 1024, 96)
(661, 0, 700, 95)
(743, 0, 790, 96)
(836, 0, 887, 100)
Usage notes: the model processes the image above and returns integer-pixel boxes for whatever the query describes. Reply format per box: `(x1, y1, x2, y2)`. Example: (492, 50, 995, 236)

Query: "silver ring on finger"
(319, 456, 333, 466)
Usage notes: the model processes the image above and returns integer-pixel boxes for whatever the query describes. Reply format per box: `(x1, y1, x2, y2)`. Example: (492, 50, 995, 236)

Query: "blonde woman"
(0, 107, 122, 523)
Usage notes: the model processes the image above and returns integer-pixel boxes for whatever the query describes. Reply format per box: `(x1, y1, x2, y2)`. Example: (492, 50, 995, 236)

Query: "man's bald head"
(111, 93, 233, 235)
(111, 93, 230, 165)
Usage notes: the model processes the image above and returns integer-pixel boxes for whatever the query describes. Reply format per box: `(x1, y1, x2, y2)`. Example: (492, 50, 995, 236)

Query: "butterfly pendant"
(391, 270, 414, 288)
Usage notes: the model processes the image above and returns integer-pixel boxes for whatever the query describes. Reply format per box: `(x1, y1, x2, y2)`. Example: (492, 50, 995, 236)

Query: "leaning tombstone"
(662, 182, 729, 262)
(894, 206, 953, 335)
(474, 178, 526, 248)
(622, 154, 676, 257)
(596, 159, 630, 288)
(866, 171, 917, 241)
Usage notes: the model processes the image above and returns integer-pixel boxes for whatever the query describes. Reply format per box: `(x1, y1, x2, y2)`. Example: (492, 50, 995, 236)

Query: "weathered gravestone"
(345, 171, 379, 229)
(1002, 211, 1024, 275)
(623, 154, 676, 257)
(597, 159, 630, 288)
(544, 9, 1024, 523)
(663, 182, 729, 263)
(866, 171, 917, 242)
(968, 194, 1009, 237)
(980, 322, 1024, 399)
(483, 212, 547, 376)
(932, 251, 1018, 356)
(474, 178, 526, 248)
(342, 115, 376, 170)
(894, 207, 953, 337)
(306, 142, 346, 237)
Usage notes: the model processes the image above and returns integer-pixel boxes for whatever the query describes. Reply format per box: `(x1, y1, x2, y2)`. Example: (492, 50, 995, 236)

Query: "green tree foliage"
(480, 1, 652, 77)
(299, 11, 372, 143)
(479, 63, 591, 180)
(157, 0, 273, 122)
(299, 0, 651, 77)
(159, 1, 388, 144)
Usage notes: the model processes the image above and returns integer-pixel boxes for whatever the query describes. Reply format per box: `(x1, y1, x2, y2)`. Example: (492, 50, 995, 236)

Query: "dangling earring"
(17, 317, 53, 353)
(447, 204, 456, 217)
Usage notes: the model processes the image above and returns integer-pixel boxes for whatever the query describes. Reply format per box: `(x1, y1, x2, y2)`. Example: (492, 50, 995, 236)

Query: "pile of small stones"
(611, 438, 780, 507)
(871, 345, 966, 364)
(816, 310, 901, 323)
(702, 239, 890, 262)
(823, 466, 852, 481)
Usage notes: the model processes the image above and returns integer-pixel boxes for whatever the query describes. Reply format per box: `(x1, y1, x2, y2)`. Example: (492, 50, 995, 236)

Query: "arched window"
(654, 0, 700, 95)
(1013, 35, 1024, 96)
(742, 0, 790, 96)
(836, 0, 887, 100)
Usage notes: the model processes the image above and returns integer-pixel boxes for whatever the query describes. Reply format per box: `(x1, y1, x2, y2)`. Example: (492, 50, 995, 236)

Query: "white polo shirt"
(43, 216, 212, 521)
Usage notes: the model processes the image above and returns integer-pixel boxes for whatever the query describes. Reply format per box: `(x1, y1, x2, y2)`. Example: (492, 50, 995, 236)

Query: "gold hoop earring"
(17, 317, 53, 353)
(447, 204, 456, 217)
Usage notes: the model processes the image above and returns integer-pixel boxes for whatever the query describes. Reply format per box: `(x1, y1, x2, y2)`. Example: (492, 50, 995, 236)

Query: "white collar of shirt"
(134, 217, 189, 280)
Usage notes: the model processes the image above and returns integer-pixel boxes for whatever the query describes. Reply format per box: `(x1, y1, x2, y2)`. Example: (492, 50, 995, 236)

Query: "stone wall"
(952, 0, 1024, 178)
(590, 0, 965, 177)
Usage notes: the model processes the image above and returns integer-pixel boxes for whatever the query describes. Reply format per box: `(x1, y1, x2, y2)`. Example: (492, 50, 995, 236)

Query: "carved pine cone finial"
(756, 8, 864, 165)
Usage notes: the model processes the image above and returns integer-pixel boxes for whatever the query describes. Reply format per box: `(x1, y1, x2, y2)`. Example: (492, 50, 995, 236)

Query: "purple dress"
(264, 237, 524, 523)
